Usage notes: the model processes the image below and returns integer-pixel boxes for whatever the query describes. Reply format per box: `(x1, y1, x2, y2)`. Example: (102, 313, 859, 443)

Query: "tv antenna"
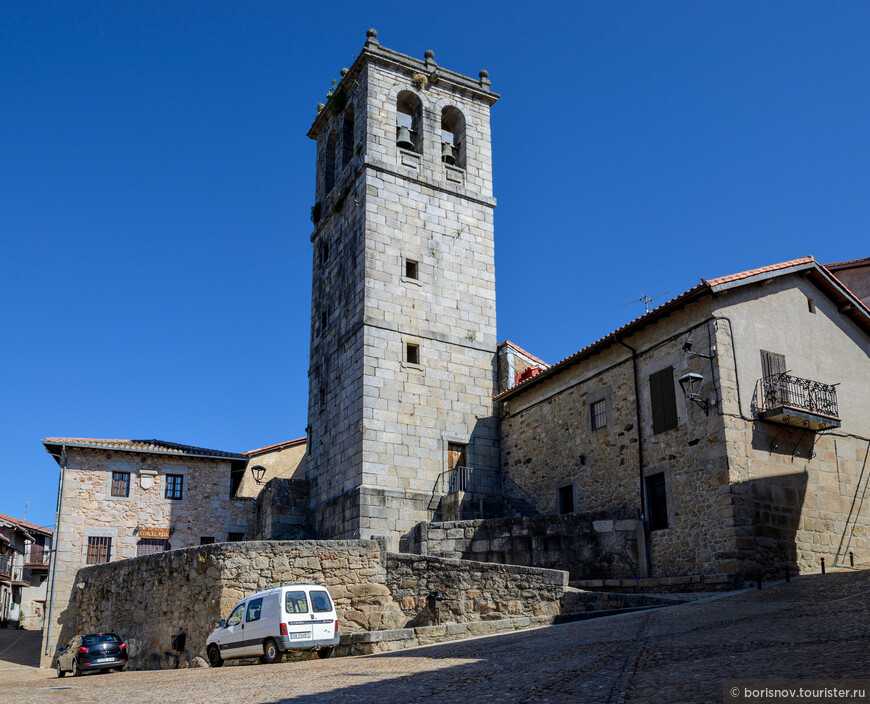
(622, 292, 670, 313)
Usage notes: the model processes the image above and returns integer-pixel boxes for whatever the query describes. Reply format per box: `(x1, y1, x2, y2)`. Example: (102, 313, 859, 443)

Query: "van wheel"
(317, 647, 335, 659)
(260, 638, 284, 664)
(207, 645, 223, 668)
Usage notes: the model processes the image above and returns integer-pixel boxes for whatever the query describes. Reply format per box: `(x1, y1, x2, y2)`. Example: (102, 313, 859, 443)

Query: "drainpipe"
(43, 445, 66, 658)
(617, 340, 652, 578)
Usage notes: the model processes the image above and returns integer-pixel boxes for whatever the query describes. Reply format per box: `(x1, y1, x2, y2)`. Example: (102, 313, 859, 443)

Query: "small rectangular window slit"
(405, 259, 418, 280)
(406, 343, 420, 365)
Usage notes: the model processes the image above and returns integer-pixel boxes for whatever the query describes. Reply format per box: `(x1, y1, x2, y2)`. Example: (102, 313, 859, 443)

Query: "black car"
(56, 633, 127, 677)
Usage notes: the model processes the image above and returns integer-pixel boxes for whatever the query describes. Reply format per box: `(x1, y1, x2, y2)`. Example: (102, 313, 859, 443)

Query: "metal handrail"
(757, 373, 839, 418)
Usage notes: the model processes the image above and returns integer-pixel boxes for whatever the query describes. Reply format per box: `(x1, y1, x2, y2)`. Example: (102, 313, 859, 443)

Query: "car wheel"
(207, 645, 223, 668)
(261, 638, 284, 664)
(56, 661, 65, 678)
(317, 646, 335, 659)
(71, 659, 81, 677)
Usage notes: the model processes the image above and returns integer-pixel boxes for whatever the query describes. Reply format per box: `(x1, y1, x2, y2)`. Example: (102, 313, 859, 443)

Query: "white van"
(205, 583, 340, 666)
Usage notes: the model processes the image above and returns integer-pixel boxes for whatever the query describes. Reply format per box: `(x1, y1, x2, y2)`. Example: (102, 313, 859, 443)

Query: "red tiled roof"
(497, 255, 870, 402)
(703, 256, 815, 287)
(0, 512, 52, 536)
(826, 256, 870, 271)
(497, 340, 549, 367)
(244, 438, 307, 456)
(42, 438, 247, 460)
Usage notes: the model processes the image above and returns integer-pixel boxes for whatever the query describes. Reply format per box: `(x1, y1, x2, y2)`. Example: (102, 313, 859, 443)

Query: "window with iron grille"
(590, 399, 607, 431)
(227, 532, 245, 542)
(136, 539, 170, 557)
(86, 537, 112, 565)
(164, 474, 183, 500)
(111, 471, 130, 497)
(200, 536, 215, 545)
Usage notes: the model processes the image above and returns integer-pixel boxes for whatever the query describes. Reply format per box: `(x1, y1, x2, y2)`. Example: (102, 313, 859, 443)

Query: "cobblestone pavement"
(4, 569, 870, 704)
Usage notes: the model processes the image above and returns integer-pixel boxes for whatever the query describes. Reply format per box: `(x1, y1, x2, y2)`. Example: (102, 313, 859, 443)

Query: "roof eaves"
(496, 282, 710, 402)
(244, 437, 308, 456)
(42, 438, 248, 462)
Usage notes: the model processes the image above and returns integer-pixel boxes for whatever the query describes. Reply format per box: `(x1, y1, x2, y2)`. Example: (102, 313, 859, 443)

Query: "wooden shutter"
(649, 366, 678, 434)
(760, 350, 786, 378)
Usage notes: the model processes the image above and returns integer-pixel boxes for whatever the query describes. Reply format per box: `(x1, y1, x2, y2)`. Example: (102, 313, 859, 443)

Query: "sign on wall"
(138, 527, 170, 539)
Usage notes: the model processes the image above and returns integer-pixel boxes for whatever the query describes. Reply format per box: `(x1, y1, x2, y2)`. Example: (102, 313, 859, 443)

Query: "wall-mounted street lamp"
(682, 340, 715, 359)
(678, 372, 713, 416)
(250, 465, 267, 485)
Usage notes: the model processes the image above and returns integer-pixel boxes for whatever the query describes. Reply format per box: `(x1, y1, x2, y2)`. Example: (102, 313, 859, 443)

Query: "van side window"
(245, 597, 263, 622)
(310, 590, 333, 613)
(226, 603, 245, 627)
(285, 591, 309, 614)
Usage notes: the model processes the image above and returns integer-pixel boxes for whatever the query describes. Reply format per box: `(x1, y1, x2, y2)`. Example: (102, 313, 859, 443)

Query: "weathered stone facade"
(40, 440, 254, 667)
(409, 511, 646, 581)
(255, 478, 310, 540)
(236, 438, 307, 499)
(70, 539, 566, 669)
(500, 261, 870, 582)
(305, 33, 501, 548)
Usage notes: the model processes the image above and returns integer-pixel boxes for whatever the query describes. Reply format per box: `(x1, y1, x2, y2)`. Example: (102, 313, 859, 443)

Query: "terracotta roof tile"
(0, 512, 52, 536)
(244, 438, 307, 456)
(703, 256, 815, 287)
(42, 438, 246, 460)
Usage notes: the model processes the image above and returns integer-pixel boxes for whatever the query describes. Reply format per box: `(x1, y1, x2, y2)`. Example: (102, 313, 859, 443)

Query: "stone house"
(39, 437, 300, 666)
(0, 513, 51, 629)
(497, 256, 870, 581)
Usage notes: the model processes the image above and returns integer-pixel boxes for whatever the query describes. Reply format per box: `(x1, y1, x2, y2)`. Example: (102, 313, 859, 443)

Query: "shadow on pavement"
(0, 629, 42, 668)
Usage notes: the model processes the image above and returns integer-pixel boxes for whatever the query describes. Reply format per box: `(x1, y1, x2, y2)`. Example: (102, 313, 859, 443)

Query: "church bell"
(396, 126, 415, 151)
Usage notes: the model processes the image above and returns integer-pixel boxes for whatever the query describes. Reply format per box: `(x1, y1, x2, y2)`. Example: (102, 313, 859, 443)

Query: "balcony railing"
(26, 545, 50, 567)
(0, 555, 30, 585)
(756, 373, 840, 430)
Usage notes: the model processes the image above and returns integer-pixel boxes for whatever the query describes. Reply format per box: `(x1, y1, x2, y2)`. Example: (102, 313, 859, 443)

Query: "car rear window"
(285, 591, 309, 614)
(83, 634, 121, 646)
(310, 590, 332, 613)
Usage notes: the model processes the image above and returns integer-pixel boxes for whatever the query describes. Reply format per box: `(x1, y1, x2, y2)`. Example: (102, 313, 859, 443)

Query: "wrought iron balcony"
(756, 373, 840, 430)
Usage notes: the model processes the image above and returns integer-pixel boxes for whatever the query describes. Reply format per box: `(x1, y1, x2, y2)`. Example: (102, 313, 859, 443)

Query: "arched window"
(396, 90, 422, 153)
(441, 106, 466, 169)
(342, 105, 355, 170)
(324, 132, 336, 193)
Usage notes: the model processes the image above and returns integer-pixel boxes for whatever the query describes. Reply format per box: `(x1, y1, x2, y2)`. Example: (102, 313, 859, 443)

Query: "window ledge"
(401, 276, 422, 287)
(402, 361, 424, 372)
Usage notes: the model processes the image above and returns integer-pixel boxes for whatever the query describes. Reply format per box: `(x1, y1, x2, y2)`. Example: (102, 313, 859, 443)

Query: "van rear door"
(283, 589, 313, 643)
(309, 589, 336, 641)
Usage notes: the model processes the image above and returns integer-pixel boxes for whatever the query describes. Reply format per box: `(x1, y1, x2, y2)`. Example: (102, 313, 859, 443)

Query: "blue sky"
(3, 2, 868, 529)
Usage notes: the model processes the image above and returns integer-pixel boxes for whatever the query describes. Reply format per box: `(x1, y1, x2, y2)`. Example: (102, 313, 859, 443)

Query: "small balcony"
(756, 373, 841, 431)
(0, 554, 30, 586)
(26, 545, 50, 570)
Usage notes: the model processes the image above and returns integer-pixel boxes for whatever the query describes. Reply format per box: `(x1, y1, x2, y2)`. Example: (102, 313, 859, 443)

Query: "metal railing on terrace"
(757, 373, 840, 419)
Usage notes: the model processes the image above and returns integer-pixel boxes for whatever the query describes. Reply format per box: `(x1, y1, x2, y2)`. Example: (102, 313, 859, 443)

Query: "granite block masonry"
(305, 31, 501, 550)
(70, 539, 567, 670)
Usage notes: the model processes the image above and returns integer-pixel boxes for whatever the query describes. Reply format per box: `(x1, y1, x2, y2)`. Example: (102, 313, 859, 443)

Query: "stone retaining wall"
(69, 539, 568, 670)
(411, 511, 646, 581)
(385, 553, 566, 626)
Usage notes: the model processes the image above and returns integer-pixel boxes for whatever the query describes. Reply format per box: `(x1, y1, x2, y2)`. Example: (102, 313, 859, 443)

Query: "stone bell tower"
(305, 29, 500, 548)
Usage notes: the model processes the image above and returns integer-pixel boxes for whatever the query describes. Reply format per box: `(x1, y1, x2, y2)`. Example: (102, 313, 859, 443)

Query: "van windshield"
(285, 591, 309, 614)
(310, 590, 332, 613)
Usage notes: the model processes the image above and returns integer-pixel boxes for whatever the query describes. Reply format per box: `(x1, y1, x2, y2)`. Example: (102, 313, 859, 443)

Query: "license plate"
(289, 632, 310, 640)
(94, 657, 115, 663)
